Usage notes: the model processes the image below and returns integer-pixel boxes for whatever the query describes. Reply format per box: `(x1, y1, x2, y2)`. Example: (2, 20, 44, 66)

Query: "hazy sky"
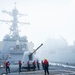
(0, 0, 75, 47)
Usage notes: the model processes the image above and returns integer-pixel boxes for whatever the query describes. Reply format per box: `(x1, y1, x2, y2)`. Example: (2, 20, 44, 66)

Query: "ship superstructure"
(0, 5, 30, 64)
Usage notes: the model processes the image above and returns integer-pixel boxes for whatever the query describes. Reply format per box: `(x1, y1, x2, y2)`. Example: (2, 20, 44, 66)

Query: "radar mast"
(0, 3, 29, 39)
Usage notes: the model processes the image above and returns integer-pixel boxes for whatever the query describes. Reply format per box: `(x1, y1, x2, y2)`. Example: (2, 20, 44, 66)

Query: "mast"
(0, 3, 29, 39)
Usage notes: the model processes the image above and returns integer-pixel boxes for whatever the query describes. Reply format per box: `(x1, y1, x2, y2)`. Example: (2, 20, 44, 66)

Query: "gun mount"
(22, 43, 43, 70)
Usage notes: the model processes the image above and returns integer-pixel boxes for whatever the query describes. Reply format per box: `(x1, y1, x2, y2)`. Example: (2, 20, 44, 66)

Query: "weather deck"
(1, 65, 75, 75)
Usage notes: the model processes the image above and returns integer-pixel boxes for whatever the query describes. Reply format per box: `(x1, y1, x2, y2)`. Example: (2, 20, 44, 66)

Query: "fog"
(0, 0, 75, 65)
(0, 0, 75, 48)
(35, 37, 75, 64)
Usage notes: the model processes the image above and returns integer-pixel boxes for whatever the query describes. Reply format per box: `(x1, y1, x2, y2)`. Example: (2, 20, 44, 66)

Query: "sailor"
(36, 60, 40, 70)
(19, 60, 22, 73)
(27, 61, 30, 71)
(5, 61, 10, 73)
(43, 59, 49, 75)
(41, 60, 44, 69)
(33, 60, 36, 70)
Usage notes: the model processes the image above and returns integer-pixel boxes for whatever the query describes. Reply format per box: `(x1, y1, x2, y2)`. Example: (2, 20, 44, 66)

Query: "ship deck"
(1, 64, 75, 75)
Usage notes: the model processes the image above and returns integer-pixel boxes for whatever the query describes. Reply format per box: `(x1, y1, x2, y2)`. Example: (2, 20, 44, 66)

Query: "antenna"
(0, 5, 29, 38)
(14, 2, 16, 8)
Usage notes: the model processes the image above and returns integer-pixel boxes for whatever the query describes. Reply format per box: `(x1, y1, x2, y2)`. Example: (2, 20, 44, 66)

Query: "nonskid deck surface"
(1, 70, 75, 75)
(1, 65, 75, 75)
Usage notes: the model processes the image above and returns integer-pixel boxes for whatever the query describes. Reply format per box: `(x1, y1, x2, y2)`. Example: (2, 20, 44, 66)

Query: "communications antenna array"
(0, 3, 29, 38)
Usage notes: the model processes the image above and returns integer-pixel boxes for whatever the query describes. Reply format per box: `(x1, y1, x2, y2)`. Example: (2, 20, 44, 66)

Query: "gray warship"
(0, 6, 32, 65)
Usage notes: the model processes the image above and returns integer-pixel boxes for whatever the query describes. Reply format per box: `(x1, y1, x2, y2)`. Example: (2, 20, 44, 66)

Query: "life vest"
(6, 62, 10, 67)
(19, 61, 22, 65)
(27, 61, 30, 65)
(33, 61, 36, 65)
(44, 59, 48, 65)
